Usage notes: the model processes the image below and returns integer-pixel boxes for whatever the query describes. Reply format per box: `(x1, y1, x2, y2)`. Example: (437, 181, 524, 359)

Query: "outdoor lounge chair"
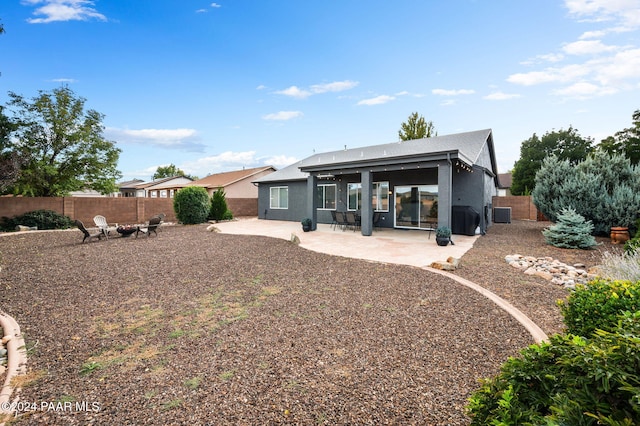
(344, 211, 360, 232)
(135, 216, 162, 238)
(93, 215, 116, 239)
(75, 220, 104, 243)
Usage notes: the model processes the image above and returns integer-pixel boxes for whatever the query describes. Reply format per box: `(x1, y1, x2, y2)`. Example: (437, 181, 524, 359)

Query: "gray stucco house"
(254, 129, 499, 236)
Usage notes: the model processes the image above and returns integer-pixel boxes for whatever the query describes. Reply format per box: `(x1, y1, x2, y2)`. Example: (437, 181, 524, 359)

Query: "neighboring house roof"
(253, 161, 308, 183)
(118, 179, 145, 189)
(498, 173, 512, 189)
(135, 176, 192, 189)
(190, 166, 276, 188)
(255, 129, 498, 183)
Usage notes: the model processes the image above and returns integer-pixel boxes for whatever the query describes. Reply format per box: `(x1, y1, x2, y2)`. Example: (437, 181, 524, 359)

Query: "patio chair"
(372, 212, 382, 230)
(330, 210, 339, 230)
(335, 211, 348, 231)
(75, 220, 104, 243)
(135, 216, 162, 238)
(93, 215, 116, 239)
(344, 211, 360, 232)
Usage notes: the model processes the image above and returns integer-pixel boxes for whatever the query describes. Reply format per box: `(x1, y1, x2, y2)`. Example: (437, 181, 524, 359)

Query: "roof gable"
(190, 166, 276, 188)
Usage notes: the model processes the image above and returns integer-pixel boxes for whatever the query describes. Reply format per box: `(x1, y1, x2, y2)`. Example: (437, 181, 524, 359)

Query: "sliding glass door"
(394, 185, 438, 229)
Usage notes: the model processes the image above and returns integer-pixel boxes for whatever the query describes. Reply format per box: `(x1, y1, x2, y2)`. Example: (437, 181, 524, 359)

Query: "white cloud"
(256, 84, 267, 90)
(357, 95, 395, 106)
(484, 91, 522, 101)
(180, 151, 258, 177)
(275, 80, 358, 99)
(309, 80, 359, 94)
(262, 111, 303, 121)
(106, 127, 205, 151)
(562, 39, 618, 55)
(23, 0, 107, 24)
(260, 155, 299, 168)
(552, 81, 617, 98)
(51, 77, 77, 83)
(520, 53, 565, 65)
(565, 0, 640, 29)
(195, 9, 207, 13)
(211, 2, 222, 7)
(432, 88, 475, 96)
(505, 1, 640, 99)
(274, 86, 312, 99)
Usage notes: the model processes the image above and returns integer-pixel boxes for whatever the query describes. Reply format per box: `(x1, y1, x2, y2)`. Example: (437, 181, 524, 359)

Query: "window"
(347, 183, 361, 211)
(270, 186, 288, 209)
(348, 181, 389, 211)
(150, 191, 157, 198)
(160, 190, 167, 198)
(316, 184, 336, 210)
(169, 189, 174, 198)
(373, 182, 389, 212)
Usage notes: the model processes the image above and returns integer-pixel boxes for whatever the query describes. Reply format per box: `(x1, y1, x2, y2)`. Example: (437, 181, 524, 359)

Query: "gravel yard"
(0, 220, 612, 425)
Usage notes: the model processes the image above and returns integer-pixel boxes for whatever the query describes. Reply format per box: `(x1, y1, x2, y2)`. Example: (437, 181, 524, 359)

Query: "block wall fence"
(492, 195, 545, 221)
(0, 197, 257, 226)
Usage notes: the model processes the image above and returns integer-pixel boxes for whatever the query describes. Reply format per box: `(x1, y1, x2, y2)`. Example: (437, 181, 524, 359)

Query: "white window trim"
(374, 181, 390, 212)
(317, 183, 337, 210)
(347, 181, 390, 212)
(270, 186, 288, 209)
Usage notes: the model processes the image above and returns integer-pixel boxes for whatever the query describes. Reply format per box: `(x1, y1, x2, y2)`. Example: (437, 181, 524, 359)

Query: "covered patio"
(212, 217, 479, 268)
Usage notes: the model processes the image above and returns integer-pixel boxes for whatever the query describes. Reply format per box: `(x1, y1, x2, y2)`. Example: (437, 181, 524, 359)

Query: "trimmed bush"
(558, 279, 640, 337)
(173, 186, 210, 224)
(467, 311, 640, 425)
(0, 209, 74, 231)
(542, 207, 596, 249)
(209, 188, 232, 221)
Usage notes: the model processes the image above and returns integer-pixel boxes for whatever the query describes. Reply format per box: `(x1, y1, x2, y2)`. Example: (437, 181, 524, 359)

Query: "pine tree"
(210, 188, 230, 221)
(542, 208, 596, 249)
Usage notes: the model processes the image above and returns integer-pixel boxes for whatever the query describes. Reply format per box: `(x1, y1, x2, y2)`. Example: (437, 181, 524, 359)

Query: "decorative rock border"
(505, 254, 598, 289)
(0, 310, 28, 420)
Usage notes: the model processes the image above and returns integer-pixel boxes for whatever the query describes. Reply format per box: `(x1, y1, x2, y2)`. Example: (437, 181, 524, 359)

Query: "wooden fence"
(492, 195, 545, 221)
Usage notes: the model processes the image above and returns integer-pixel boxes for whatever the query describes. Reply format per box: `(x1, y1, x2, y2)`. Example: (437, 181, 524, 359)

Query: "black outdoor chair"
(344, 211, 360, 232)
(136, 216, 162, 238)
(75, 220, 104, 243)
(372, 212, 382, 230)
(335, 211, 348, 231)
(330, 210, 339, 230)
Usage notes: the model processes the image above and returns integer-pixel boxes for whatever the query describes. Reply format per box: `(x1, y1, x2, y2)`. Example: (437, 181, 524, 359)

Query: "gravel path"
(0, 221, 611, 424)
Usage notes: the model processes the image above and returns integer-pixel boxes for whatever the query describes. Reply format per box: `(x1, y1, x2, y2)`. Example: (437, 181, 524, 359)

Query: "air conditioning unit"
(493, 207, 512, 224)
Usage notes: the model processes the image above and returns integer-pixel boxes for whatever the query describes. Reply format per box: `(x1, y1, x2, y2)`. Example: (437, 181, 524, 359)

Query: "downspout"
(447, 153, 453, 229)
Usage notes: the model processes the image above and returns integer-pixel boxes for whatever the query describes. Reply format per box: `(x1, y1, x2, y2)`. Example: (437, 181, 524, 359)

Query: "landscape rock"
(290, 233, 300, 245)
(430, 260, 456, 271)
(206, 224, 220, 232)
(505, 254, 598, 289)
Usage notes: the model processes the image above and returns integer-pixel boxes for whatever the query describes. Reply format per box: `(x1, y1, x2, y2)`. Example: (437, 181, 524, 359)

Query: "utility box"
(493, 207, 512, 223)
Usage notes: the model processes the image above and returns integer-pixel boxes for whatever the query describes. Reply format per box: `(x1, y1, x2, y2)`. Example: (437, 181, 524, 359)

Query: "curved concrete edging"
(0, 310, 28, 419)
(425, 267, 548, 344)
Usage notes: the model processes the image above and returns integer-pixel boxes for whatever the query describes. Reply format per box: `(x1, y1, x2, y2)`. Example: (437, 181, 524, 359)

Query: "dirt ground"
(0, 220, 614, 425)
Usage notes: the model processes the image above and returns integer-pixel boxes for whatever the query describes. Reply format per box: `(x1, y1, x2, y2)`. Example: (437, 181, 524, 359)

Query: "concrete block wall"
(0, 196, 259, 227)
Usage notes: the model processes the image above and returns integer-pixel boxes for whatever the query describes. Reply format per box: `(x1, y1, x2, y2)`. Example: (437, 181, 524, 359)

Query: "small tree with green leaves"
(173, 186, 210, 224)
(398, 112, 436, 141)
(209, 188, 232, 221)
(542, 207, 596, 249)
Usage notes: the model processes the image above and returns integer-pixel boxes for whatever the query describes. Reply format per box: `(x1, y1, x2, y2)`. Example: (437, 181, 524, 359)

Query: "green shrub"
(533, 151, 640, 235)
(173, 186, 210, 224)
(558, 279, 640, 337)
(624, 218, 640, 254)
(209, 188, 232, 221)
(467, 311, 640, 426)
(0, 209, 74, 231)
(542, 207, 596, 249)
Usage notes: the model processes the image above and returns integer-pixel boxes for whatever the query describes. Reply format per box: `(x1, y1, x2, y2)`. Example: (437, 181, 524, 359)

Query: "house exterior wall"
(257, 181, 307, 221)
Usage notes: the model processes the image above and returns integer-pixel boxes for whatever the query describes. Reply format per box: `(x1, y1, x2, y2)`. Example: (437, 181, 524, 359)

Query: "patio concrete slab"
(213, 218, 479, 268)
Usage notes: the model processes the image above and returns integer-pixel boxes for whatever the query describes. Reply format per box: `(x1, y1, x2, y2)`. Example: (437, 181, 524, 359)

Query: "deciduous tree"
(4, 87, 121, 196)
(598, 109, 640, 165)
(511, 127, 593, 195)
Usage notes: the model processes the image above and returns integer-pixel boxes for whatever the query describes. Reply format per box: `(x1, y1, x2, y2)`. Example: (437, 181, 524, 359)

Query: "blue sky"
(2, 1, 640, 181)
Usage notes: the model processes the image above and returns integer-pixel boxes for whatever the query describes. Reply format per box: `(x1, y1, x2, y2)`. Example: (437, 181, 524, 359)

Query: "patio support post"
(306, 174, 318, 230)
(438, 159, 452, 229)
(361, 170, 373, 236)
